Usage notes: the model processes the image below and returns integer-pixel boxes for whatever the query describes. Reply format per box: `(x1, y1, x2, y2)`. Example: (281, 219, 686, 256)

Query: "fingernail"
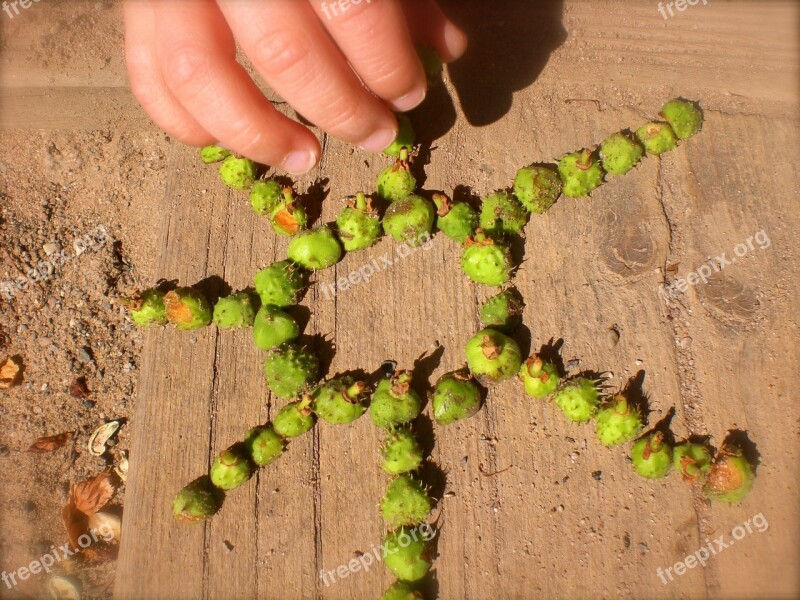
(359, 128, 397, 153)
(390, 87, 426, 112)
(444, 22, 468, 61)
(282, 150, 317, 175)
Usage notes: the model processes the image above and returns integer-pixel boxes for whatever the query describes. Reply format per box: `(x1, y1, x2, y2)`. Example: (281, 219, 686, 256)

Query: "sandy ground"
(0, 4, 169, 596)
(1, 1, 798, 599)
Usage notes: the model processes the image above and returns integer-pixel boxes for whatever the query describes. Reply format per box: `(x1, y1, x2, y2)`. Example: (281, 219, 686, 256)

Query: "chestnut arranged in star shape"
(125, 97, 756, 598)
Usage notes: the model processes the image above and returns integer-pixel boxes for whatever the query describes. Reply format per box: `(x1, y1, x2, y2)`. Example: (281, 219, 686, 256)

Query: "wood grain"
(101, 1, 799, 599)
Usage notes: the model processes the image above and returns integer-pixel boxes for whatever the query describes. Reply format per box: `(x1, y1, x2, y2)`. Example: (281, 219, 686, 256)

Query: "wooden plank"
(0, 87, 151, 130)
(112, 1, 799, 599)
(657, 113, 800, 598)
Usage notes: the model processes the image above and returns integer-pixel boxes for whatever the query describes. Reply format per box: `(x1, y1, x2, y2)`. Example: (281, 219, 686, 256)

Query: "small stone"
(43, 242, 62, 256)
(77, 347, 93, 364)
(34, 540, 52, 555)
(592, 470, 602, 481)
(84, 399, 96, 409)
(607, 326, 620, 348)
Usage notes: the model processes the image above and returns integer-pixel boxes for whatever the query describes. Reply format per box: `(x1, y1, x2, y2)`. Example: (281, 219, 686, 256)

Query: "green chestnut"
(163, 287, 212, 331)
(252, 305, 300, 351)
(287, 226, 343, 271)
(213, 291, 257, 329)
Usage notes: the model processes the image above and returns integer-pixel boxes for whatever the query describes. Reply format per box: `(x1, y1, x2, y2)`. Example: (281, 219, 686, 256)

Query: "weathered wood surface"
(5, 0, 795, 598)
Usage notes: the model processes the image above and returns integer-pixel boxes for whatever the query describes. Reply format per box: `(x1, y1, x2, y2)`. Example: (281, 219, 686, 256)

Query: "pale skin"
(124, 0, 467, 174)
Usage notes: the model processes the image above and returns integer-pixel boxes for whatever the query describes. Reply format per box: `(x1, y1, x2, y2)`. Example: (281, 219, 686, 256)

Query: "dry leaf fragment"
(71, 469, 116, 516)
(0, 356, 23, 389)
(27, 431, 74, 453)
(69, 377, 90, 399)
(61, 500, 88, 550)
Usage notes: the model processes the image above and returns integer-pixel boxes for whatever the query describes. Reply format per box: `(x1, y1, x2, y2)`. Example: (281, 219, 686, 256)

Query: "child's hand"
(124, 0, 466, 174)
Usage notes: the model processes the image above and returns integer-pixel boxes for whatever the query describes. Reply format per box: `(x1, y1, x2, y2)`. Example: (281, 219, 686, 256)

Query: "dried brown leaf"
(0, 356, 23, 389)
(61, 500, 87, 550)
(27, 431, 74, 454)
(69, 377, 90, 399)
(71, 470, 116, 516)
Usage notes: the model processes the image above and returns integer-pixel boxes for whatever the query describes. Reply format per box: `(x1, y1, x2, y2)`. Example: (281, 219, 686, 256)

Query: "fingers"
(154, 0, 321, 172)
(310, 0, 426, 112)
(218, 0, 398, 152)
(402, 0, 467, 63)
(123, 0, 214, 146)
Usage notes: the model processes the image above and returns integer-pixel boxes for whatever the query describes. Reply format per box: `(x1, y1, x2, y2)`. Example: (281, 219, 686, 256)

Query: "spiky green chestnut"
(287, 226, 343, 271)
(249, 179, 282, 216)
(273, 396, 316, 438)
(377, 153, 417, 202)
(381, 475, 433, 528)
(263, 343, 320, 399)
(594, 394, 643, 446)
(269, 187, 307, 237)
(417, 45, 443, 85)
(163, 287, 212, 330)
(461, 233, 514, 287)
(219, 155, 257, 190)
(384, 115, 415, 157)
(199, 145, 230, 164)
(173, 476, 223, 524)
(660, 98, 703, 139)
(336, 193, 381, 251)
(465, 329, 523, 386)
(599, 132, 644, 175)
(479, 190, 529, 236)
(381, 581, 422, 600)
(433, 193, 477, 244)
(383, 194, 436, 247)
(210, 444, 254, 491)
(630, 431, 673, 479)
(244, 425, 285, 467)
(311, 377, 369, 425)
(703, 444, 755, 503)
(252, 305, 300, 351)
(370, 371, 422, 429)
(126, 289, 167, 327)
(513, 165, 563, 213)
(480, 288, 524, 333)
(212, 291, 257, 329)
(381, 428, 424, 475)
(673, 441, 713, 483)
(254, 260, 306, 308)
(552, 377, 602, 423)
(518, 355, 560, 398)
(558, 149, 605, 198)
(636, 122, 678, 155)
(430, 369, 482, 425)
(383, 527, 433, 582)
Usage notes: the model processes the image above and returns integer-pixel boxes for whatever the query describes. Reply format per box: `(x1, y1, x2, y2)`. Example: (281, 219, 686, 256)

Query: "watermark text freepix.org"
(0, 225, 110, 302)
(2, 0, 41, 20)
(1, 523, 116, 590)
(320, 0, 376, 20)
(320, 523, 434, 587)
(656, 512, 768, 585)
(320, 232, 433, 300)
(658, 0, 708, 20)
(659, 228, 770, 302)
